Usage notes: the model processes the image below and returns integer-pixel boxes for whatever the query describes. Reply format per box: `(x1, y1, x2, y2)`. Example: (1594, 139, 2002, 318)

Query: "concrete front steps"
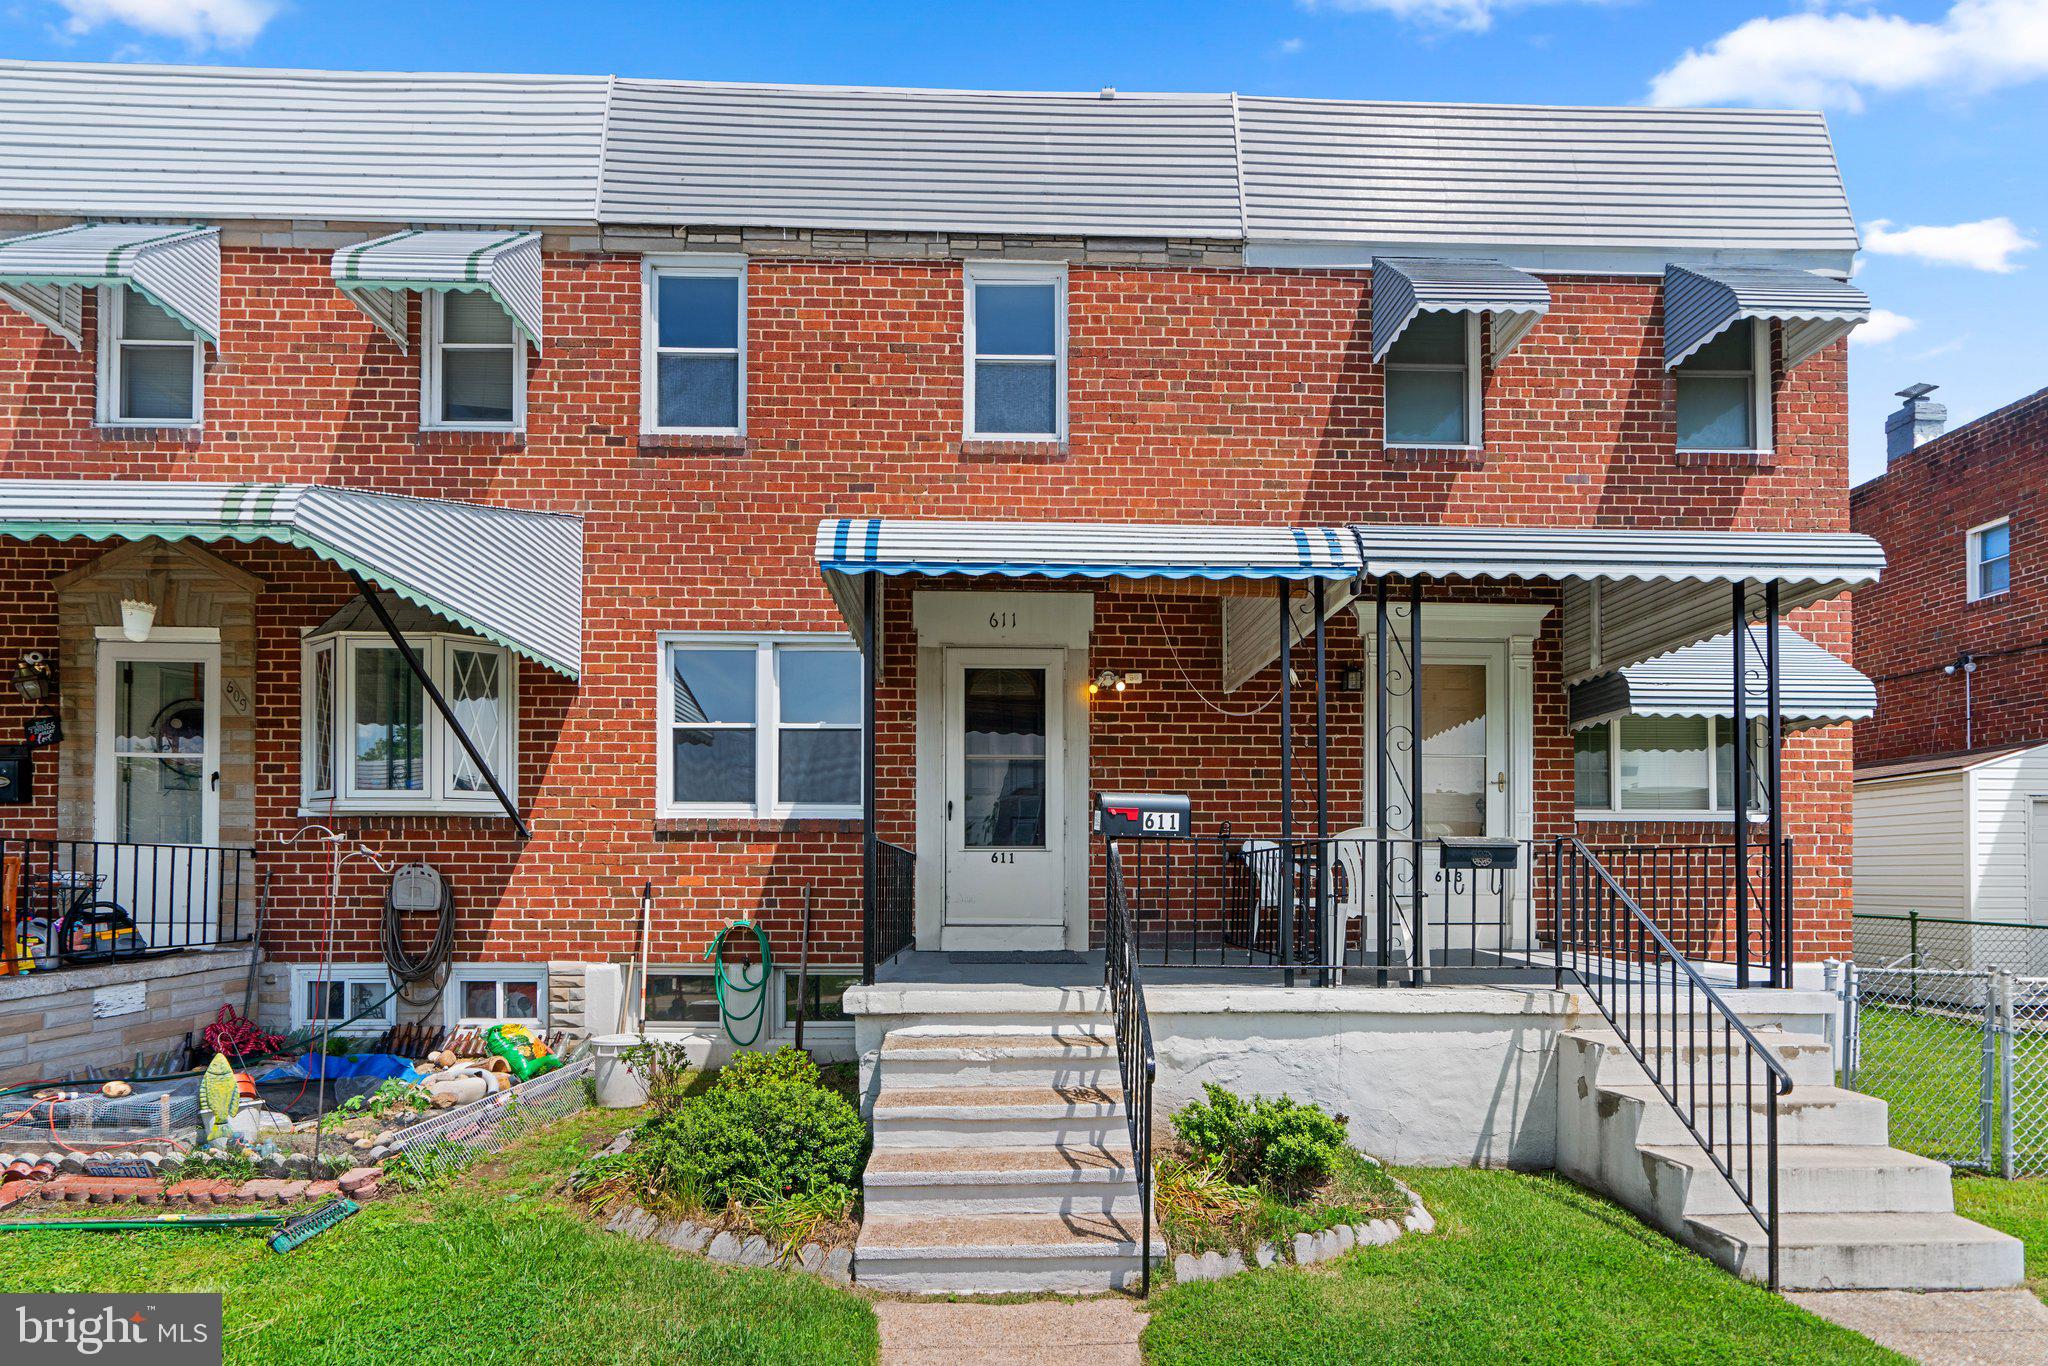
(855, 1023, 1159, 1294)
(1559, 1021, 2024, 1291)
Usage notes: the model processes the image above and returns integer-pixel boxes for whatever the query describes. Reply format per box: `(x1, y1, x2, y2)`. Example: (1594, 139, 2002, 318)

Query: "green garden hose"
(705, 920, 772, 1048)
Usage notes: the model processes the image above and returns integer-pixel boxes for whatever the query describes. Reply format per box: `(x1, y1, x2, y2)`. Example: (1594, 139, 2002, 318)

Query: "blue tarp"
(257, 1053, 422, 1083)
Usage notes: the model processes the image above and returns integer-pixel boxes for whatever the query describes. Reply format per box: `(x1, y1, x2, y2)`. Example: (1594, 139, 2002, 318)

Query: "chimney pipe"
(1886, 382, 1946, 463)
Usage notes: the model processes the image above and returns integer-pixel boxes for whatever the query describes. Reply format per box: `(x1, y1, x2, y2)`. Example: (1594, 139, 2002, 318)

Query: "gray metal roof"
(1370, 256, 1550, 362)
(1568, 626, 1874, 731)
(601, 80, 1245, 236)
(332, 230, 546, 350)
(0, 223, 220, 346)
(0, 481, 583, 675)
(0, 60, 609, 224)
(1238, 97, 1858, 254)
(1663, 263, 1870, 369)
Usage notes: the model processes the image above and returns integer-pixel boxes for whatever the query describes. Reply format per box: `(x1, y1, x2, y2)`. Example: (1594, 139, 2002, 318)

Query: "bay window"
(1575, 716, 1766, 818)
(659, 636, 861, 817)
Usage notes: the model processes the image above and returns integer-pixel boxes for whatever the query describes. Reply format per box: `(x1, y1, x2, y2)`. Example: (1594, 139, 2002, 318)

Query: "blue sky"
(6, 0, 2042, 484)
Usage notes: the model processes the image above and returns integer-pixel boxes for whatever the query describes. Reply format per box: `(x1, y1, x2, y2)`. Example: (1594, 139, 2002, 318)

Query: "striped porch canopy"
(0, 223, 221, 349)
(1348, 523, 1885, 684)
(0, 481, 583, 677)
(1371, 257, 1550, 362)
(1568, 626, 1875, 732)
(331, 229, 546, 350)
(1664, 264, 1869, 370)
(815, 517, 1360, 645)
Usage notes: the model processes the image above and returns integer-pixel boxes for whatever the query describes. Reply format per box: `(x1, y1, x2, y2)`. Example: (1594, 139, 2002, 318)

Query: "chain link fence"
(1834, 952, 2048, 1177)
(369, 1052, 593, 1188)
(1854, 911, 2048, 975)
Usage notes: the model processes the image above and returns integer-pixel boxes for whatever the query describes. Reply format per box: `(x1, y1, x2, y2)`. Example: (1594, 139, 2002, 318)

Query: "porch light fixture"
(10, 651, 55, 704)
(1089, 670, 1143, 695)
(118, 598, 157, 643)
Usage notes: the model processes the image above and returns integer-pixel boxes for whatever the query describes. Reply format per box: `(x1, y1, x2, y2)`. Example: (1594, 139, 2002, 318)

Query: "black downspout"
(1375, 578, 1391, 988)
(861, 572, 879, 987)
(349, 573, 530, 840)
(1409, 578, 1424, 986)
(1731, 582, 1750, 990)
(1314, 577, 1330, 985)
(1278, 578, 1293, 985)
(1765, 581, 1784, 987)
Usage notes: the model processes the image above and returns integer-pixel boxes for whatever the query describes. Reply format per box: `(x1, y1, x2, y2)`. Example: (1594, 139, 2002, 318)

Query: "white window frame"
(1574, 716, 1768, 822)
(1674, 318, 1773, 456)
(1967, 517, 2012, 603)
(640, 965, 724, 1033)
(776, 966, 860, 1041)
(95, 285, 203, 428)
(656, 633, 863, 820)
(289, 963, 397, 1033)
(299, 628, 519, 816)
(641, 255, 747, 436)
(964, 260, 1067, 441)
(1383, 311, 1483, 451)
(445, 963, 549, 1030)
(420, 291, 527, 432)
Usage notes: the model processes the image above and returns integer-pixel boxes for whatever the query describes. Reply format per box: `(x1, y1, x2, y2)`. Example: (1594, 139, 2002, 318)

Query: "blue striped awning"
(1569, 626, 1875, 731)
(0, 223, 221, 349)
(331, 229, 545, 351)
(1664, 264, 1868, 370)
(1371, 257, 1550, 362)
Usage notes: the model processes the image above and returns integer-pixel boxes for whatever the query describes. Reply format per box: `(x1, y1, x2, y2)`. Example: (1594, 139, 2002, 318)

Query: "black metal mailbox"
(1439, 837, 1519, 870)
(1094, 792, 1192, 840)
(0, 746, 30, 804)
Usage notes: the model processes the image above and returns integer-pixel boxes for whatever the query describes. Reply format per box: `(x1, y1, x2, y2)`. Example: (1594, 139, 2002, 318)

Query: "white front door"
(94, 640, 222, 947)
(1413, 643, 1520, 961)
(942, 647, 1065, 940)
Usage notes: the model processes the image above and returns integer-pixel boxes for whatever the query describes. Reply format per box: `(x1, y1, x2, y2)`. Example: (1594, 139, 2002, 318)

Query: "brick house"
(2, 59, 2014, 1295)
(1850, 384, 2048, 957)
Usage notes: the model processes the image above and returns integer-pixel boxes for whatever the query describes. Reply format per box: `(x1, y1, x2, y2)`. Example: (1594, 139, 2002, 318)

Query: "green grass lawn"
(1954, 1175, 2048, 1302)
(1142, 1167, 1905, 1365)
(0, 1110, 878, 1366)
(1850, 1003, 1999, 1167)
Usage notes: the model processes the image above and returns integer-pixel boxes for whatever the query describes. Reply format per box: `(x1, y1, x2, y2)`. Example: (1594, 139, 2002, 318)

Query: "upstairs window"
(423, 292, 524, 430)
(1675, 319, 1770, 453)
(660, 636, 861, 817)
(98, 288, 202, 426)
(645, 259, 744, 434)
(966, 263, 1065, 439)
(1969, 519, 2011, 601)
(1384, 312, 1478, 447)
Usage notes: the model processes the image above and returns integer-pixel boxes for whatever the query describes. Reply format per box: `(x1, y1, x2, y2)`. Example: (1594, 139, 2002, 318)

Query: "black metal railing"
(1107, 831, 1540, 984)
(869, 840, 916, 976)
(1554, 837, 1792, 1289)
(1102, 840, 1157, 1296)
(1, 836, 257, 974)
(1586, 840, 1795, 986)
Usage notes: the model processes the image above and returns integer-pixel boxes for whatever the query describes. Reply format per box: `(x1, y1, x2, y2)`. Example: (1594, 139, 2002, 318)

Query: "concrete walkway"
(1790, 1289, 2048, 1364)
(876, 1298, 1146, 1365)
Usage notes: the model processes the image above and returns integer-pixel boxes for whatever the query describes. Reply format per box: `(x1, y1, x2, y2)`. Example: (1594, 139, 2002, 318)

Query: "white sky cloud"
(53, 0, 278, 48)
(1647, 0, 2048, 110)
(1852, 309, 1917, 346)
(1301, 0, 1610, 35)
(1864, 217, 2037, 272)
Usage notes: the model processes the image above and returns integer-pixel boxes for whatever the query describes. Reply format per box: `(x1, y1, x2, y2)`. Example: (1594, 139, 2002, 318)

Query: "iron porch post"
(1375, 578, 1391, 988)
(1314, 576, 1331, 985)
(1279, 577, 1294, 984)
(1765, 580, 1784, 986)
(1409, 578, 1424, 986)
(861, 572, 879, 986)
(1732, 582, 1750, 990)
(348, 573, 529, 840)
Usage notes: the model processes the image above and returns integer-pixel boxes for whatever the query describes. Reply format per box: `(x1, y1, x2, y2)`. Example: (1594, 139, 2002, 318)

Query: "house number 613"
(988, 611, 1018, 630)
(990, 852, 1016, 864)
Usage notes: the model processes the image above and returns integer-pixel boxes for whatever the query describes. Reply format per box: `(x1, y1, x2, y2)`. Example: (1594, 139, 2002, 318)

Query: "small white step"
(854, 1212, 1155, 1295)
(1684, 1210, 2026, 1291)
(870, 1083, 1127, 1149)
(879, 1026, 1120, 1087)
(1570, 1027, 1836, 1089)
(864, 1144, 1139, 1216)
(1592, 1081, 1890, 1147)
(1637, 1143, 1957, 1218)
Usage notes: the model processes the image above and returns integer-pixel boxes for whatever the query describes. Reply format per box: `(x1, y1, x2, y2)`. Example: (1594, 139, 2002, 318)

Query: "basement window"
(448, 965, 547, 1029)
(291, 964, 396, 1033)
(643, 970, 722, 1028)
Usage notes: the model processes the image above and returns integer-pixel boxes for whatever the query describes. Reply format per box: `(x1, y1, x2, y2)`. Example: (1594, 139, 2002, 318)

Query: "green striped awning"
(0, 481, 582, 676)
(0, 223, 221, 349)
(331, 229, 545, 351)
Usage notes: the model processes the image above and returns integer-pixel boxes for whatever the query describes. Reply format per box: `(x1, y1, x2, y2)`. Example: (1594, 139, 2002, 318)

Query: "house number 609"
(988, 611, 1018, 630)
(990, 852, 1016, 864)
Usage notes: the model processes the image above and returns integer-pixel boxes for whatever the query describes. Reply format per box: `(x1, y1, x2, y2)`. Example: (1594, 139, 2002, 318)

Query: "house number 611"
(990, 852, 1016, 864)
(988, 611, 1019, 630)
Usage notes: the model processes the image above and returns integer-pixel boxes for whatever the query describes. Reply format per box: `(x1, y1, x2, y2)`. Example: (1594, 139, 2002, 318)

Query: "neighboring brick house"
(0, 60, 1882, 1081)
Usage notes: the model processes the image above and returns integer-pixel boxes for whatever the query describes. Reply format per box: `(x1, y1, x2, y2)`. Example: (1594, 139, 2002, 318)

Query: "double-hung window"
(1968, 519, 2011, 601)
(966, 262, 1065, 439)
(1384, 312, 1479, 447)
(660, 636, 861, 817)
(302, 628, 516, 814)
(423, 292, 524, 430)
(97, 287, 202, 426)
(645, 258, 744, 434)
(1675, 319, 1771, 453)
(1574, 716, 1766, 818)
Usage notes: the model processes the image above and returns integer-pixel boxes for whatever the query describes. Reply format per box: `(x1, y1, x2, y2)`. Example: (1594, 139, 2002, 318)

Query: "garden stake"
(794, 887, 813, 1055)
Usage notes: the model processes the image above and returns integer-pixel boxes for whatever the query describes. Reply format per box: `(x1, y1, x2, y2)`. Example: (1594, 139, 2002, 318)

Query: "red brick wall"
(0, 246, 1860, 974)
(1851, 387, 2048, 766)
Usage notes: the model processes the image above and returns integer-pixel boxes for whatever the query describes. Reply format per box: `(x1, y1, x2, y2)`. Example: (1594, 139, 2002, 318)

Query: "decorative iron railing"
(867, 840, 916, 978)
(1102, 839, 1157, 1296)
(1586, 840, 1794, 987)
(1, 836, 257, 974)
(1554, 837, 1792, 1289)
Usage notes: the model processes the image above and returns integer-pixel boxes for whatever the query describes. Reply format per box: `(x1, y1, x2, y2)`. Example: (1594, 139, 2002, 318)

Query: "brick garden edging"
(1169, 1172, 1435, 1284)
(0, 1164, 383, 1213)
(600, 1202, 855, 1285)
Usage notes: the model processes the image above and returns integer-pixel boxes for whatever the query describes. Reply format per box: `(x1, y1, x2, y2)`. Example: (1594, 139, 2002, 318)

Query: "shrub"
(1170, 1084, 1348, 1198)
(713, 1046, 820, 1093)
(623, 1038, 697, 1116)
(636, 1077, 864, 1208)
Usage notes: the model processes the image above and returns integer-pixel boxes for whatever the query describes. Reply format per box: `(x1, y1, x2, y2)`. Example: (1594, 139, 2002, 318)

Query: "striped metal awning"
(331, 229, 545, 351)
(1568, 626, 1874, 731)
(0, 481, 583, 676)
(0, 223, 221, 349)
(1371, 257, 1550, 362)
(1664, 264, 1869, 370)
